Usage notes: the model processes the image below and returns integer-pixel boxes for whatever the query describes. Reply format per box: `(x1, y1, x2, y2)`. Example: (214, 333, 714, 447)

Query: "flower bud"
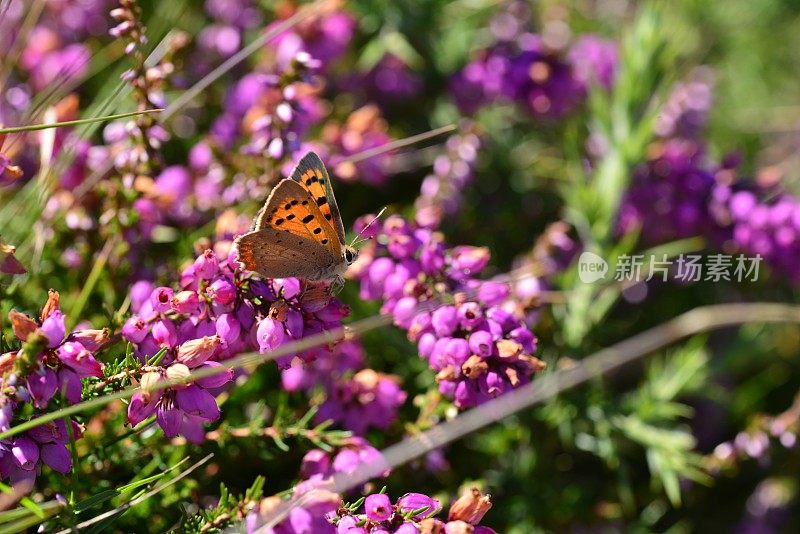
(193, 249, 219, 280)
(171, 290, 201, 314)
(57, 341, 104, 378)
(176, 336, 220, 367)
(69, 328, 110, 351)
(448, 487, 492, 525)
(398, 493, 440, 520)
(122, 316, 148, 343)
(166, 363, 191, 384)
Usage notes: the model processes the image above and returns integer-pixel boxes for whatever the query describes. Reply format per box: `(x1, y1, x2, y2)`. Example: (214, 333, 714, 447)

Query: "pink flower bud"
(176, 336, 220, 367)
(69, 328, 110, 351)
(171, 290, 201, 314)
(57, 341, 104, 378)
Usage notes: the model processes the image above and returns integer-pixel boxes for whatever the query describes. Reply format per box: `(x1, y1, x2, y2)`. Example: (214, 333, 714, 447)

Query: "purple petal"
(41, 443, 71, 474)
(175, 385, 221, 421)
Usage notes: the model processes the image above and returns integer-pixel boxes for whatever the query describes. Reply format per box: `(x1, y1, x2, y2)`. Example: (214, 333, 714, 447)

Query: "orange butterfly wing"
(253, 178, 341, 257)
(288, 152, 346, 245)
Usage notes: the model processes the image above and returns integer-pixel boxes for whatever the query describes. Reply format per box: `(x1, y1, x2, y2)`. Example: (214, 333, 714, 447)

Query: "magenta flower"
(57, 341, 104, 378)
(365, 493, 393, 521)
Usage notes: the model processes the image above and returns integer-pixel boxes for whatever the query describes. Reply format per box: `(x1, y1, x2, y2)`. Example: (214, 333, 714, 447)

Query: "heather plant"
(1, 0, 800, 532)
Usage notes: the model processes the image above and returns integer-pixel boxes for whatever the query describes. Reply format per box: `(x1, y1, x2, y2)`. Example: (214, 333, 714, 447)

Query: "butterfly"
(234, 152, 358, 288)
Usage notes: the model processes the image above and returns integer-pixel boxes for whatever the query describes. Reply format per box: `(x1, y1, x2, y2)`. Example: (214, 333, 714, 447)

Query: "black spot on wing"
(301, 214, 314, 223)
(317, 196, 327, 206)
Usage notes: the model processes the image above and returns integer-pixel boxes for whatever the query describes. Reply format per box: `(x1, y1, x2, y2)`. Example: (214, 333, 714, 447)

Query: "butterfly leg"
(329, 275, 345, 296)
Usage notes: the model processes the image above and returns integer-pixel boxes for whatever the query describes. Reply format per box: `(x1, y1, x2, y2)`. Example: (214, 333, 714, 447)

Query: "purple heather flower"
(364, 493, 393, 521)
(130, 280, 154, 313)
(40, 442, 71, 474)
(28, 368, 58, 408)
(152, 318, 178, 348)
(11, 436, 39, 470)
(207, 278, 236, 306)
(193, 249, 219, 280)
(157, 403, 183, 438)
(58, 368, 82, 405)
(175, 385, 221, 421)
(172, 290, 201, 314)
(40, 310, 66, 348)
(150, 287, 175, 314)
(301, 449, 331, 479)
(57, 341, 103, 378)
(256, 318, 285, 353)
(122, 316, 149, 344)
(432, 306, 458, 336)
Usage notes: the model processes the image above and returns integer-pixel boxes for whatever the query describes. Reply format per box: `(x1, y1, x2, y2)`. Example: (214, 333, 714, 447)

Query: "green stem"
(0, 109, 163, 135)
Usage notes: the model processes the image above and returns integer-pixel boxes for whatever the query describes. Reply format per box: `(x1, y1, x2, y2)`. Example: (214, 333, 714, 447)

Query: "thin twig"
(340, 124, 457, 165)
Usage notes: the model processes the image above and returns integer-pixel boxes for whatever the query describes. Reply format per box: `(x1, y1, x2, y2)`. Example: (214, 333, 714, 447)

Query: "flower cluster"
(122, 248, 350, 440)
(246, 485, 497, 534)
(283, 340, 407, 435)
(0, 291, 107, 482)
(331, 486, 496, 534)
(709, 186, 800, 283)
(618, 139, 720, 244)
(450, 2, 616, 118)
(353, 215, 543, 409)
(709, 399, 800, 472)
(300, 436, 388, 480)
(269, 5, 356, 73)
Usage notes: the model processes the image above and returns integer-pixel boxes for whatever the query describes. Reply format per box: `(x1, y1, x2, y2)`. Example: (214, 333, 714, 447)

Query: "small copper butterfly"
(234, 152, 358, 286)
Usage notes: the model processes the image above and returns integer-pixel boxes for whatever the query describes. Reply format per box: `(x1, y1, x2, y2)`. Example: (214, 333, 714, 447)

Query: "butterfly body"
(234, 152, 357, 285)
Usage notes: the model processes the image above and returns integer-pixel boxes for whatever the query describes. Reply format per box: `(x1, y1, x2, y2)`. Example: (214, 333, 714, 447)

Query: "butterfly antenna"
(350, 206, 388, 248)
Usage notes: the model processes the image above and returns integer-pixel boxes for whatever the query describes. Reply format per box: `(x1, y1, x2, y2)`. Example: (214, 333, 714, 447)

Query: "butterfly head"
(343, 245, 358, 266)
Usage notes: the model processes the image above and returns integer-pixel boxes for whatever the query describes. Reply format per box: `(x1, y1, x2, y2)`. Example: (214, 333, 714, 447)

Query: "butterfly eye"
(344, 248, 356, 264)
